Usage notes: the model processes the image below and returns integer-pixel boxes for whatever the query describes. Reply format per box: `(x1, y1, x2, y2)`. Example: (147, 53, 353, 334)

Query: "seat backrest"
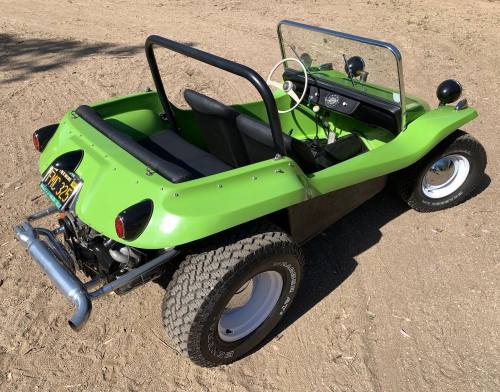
(184, 89, 248, 167)
(236, 114, 317, 173)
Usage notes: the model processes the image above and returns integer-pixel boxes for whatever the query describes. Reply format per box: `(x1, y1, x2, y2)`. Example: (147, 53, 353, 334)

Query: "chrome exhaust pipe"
(15, 221, 91, 331)
(15, 218, 179, 331)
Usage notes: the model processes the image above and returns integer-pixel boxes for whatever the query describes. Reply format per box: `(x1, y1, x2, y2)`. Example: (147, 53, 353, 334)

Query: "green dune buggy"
(15, 20, 486, 367)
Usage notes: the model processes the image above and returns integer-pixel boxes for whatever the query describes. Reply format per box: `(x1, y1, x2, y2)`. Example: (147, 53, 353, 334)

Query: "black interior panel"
(283, 69, 402, 134)
(288, 175, 388, 243)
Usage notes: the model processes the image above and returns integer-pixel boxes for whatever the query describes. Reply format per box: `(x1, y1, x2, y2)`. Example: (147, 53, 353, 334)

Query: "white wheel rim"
(422, 154, 470, 199)
(218, 271, 283, 342)
(266, 57, 308, 114)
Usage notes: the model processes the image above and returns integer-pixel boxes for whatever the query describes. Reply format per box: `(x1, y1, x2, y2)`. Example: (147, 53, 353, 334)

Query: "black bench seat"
(138, 130, 232, 179)
(75, 105, 231, 183)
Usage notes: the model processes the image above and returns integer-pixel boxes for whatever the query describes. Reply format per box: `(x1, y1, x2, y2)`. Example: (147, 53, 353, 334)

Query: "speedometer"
(324, 93, 340, 108)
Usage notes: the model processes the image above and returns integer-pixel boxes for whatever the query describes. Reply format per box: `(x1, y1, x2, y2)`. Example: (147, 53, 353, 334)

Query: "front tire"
(397, 131, 487, 212)
(162, 225, 303, 367)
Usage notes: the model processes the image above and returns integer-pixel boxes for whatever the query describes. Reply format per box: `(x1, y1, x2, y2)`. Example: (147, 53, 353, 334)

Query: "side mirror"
(299, 53, 312, 69)
(344, 56, 365, 77)
(436, 79, 462, 106)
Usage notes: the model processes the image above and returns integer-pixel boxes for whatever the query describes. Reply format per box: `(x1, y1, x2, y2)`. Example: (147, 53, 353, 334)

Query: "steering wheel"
(266, 58, 308, 114)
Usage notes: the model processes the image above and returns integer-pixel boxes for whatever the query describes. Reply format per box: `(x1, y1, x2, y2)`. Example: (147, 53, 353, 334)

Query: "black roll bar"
(145, 35, 286, 157)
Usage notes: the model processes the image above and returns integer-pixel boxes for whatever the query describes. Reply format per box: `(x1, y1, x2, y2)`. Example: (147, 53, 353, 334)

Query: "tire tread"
(161, 223, 302, 367)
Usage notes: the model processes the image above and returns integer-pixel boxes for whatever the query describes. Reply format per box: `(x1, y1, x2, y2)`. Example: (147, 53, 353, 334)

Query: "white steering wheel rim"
(266, 57, 308, 114)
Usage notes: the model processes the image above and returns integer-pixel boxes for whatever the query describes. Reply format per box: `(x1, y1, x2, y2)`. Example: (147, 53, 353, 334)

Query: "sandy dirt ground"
(0, 1, 499, 391)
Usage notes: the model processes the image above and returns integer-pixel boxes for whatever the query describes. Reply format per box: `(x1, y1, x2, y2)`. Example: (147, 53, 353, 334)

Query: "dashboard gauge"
(325, 93, 340, 108)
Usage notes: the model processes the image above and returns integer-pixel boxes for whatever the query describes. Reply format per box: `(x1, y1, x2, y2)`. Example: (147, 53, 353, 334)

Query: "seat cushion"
(236, 114, 317, 173)
(76, 105, 193, 183)
(139, 130, 232, 179)
(184, 90, 249, 167)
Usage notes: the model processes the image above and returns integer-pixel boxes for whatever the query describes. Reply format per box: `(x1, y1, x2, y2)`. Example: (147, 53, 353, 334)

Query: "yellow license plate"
(40, 167, 80, 209)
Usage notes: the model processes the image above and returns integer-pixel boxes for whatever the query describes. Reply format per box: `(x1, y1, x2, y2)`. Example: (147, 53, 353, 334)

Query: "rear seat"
(138, 130, 232, 179)
(75, 105, 231, 183)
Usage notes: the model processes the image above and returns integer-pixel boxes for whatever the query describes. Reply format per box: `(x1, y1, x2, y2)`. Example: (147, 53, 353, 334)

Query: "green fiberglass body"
(15, 21, 486, 366)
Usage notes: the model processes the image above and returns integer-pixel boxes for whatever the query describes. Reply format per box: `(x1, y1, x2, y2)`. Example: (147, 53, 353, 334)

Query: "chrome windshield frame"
(277, 20, 406, 132)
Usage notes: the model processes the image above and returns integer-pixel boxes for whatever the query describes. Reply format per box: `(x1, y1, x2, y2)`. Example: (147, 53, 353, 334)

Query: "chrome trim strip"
(277, 20, 406, 132)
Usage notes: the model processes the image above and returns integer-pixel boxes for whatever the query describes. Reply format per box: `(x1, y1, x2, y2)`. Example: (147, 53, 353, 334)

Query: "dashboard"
(283, 69, 402, 134)
(307, 85, 360, 115)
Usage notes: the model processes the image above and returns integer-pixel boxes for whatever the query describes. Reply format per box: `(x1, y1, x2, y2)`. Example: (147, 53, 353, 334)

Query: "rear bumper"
(14, 213, 179, 331)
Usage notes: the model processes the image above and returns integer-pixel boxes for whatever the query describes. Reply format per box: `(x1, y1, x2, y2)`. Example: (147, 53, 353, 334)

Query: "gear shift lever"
(311, 105, 322, 156)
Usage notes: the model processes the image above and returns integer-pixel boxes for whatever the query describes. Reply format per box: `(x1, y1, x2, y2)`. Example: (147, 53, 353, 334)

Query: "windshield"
(278, 21, 404, 107)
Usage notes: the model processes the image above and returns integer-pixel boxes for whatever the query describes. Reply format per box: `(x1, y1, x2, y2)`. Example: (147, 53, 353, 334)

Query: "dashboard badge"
(325, 93, 340, 108)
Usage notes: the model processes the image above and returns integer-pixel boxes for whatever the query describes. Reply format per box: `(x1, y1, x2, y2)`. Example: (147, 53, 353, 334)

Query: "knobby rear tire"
(161, 224, 303, 367)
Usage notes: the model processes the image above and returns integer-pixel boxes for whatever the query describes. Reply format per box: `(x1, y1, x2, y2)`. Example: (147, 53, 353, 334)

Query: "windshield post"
(395, 54, 406, 131)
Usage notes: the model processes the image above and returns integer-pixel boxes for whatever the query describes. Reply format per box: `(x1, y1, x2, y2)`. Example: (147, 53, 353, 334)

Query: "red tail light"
(33, 133, 41, 151)
(115, 199, 153, 240)
(32, 124, 58, 152)
(115, 215, 125, 239)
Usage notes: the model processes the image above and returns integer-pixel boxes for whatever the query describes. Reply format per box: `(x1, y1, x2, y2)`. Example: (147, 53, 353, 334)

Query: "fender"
(402, 105, 478, 148)
(308, 105, 478, 194)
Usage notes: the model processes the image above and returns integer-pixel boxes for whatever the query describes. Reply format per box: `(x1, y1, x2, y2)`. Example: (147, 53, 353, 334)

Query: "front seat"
(236, 114, 317, 174)
(184, 89, 248, 167)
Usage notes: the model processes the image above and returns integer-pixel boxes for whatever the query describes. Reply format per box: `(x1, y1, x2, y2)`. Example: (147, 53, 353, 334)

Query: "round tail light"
(115, 199, 153, 240)
(32, 124, 58, 152)
(115, 215, 126, 239)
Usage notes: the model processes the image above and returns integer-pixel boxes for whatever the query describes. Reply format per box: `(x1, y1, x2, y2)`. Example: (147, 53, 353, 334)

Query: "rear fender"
(78, 158, 309, 250)
(39, 102, 311, 250)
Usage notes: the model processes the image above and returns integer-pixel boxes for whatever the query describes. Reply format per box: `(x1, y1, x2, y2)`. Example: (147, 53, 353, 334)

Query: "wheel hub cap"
(218, 271, 283, 343)
(422, 154, 470, 199)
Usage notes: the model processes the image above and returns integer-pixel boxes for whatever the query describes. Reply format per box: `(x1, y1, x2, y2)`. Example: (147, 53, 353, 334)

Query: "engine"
(60, 211, 146, 284)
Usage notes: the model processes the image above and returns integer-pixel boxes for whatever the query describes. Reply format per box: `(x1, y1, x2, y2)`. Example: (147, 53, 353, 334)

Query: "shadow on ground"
(0, 34, 143, 84)
(262, 190, 410, 343)
(265, 172, 491, 343)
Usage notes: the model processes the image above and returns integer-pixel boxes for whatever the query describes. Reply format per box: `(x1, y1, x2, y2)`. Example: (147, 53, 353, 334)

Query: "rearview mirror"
(299, 52, 312, 68)
(344, 56, 368, 82)
(436, 79, 462, 106)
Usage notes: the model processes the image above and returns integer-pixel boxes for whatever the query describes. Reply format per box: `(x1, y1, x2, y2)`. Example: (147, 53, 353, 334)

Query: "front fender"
(309, 105, 478, 194)
(404, 105, 478, 145)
